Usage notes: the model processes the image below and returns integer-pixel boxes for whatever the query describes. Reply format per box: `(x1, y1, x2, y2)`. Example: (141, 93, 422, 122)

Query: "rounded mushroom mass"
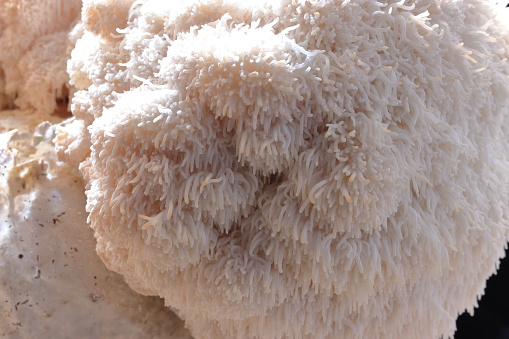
(56, 0, 509, 338)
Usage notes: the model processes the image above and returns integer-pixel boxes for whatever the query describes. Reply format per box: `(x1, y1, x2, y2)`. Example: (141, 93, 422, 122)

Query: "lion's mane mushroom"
(0, 0, 82, 113)
(56, 0, 509, 338)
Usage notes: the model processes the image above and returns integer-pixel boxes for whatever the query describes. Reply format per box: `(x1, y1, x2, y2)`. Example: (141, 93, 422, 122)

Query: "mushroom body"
(57, 1, 509, 338)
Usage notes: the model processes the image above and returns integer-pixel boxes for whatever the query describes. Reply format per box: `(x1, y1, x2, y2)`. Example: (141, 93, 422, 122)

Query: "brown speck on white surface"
(0, 109, 192, 339)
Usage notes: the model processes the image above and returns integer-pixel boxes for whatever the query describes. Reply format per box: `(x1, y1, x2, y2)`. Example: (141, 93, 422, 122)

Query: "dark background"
(454, 4, 509, 339)
(455, 246, 509, 339)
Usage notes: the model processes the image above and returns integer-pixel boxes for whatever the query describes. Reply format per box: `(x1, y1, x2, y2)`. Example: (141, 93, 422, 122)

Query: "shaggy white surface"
(53, 0, 509, 338)
(0, 0, 82, 112)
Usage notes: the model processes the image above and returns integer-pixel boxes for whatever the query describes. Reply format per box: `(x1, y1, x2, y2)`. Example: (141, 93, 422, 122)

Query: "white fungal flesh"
(55, 0, 509, 338)
(0, 0, 82, 113)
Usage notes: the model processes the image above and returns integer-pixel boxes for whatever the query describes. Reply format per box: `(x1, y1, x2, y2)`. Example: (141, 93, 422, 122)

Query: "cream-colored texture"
(1, 0, 508, 338)
(0, 109, 192, 339)
(56, 0, 509, 338)
(0, 0, 82, 112)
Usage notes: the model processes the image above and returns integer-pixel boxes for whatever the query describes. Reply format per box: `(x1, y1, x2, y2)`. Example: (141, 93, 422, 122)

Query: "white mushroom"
(55, 0, 509, 338)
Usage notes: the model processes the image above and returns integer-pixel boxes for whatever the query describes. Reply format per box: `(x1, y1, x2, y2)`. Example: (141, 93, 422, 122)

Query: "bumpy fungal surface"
(0, 0, 82, 113)
(57, 0, 509, 338)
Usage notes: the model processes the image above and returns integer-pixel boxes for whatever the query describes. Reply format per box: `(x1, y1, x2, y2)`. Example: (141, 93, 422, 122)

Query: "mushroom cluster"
(0, 0, 82, 113)
(56, 0, 509, 338)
